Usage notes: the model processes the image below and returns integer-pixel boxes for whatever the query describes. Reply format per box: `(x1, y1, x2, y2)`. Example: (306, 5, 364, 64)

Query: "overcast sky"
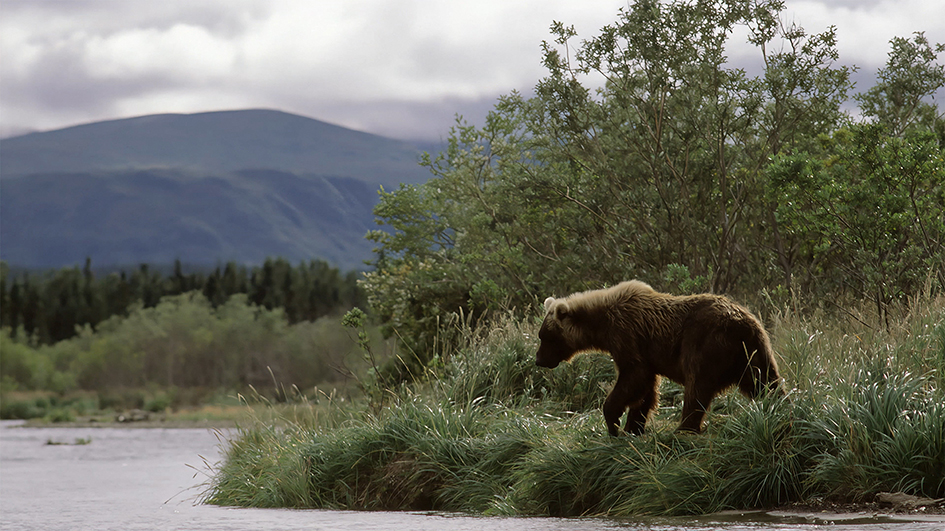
(1, 0, 943, 141)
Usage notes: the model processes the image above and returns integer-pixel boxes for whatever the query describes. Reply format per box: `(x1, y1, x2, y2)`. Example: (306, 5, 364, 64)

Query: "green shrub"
(0, 397, 47, 419)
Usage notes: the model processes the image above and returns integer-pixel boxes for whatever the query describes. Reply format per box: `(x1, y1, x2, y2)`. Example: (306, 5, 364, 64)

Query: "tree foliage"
(855, 32, 945, 137)
(766, 126, 945, 323)
(363, 0, 944, 357)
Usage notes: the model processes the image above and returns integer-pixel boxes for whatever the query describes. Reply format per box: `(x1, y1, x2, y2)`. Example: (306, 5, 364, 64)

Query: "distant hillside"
(0, 110, 433, 270)
(0, 109, 429, 188)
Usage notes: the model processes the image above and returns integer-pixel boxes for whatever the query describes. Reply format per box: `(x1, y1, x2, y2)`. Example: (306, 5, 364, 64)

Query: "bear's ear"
(543, 297, 556, 313)
(554, 301, 571, 321)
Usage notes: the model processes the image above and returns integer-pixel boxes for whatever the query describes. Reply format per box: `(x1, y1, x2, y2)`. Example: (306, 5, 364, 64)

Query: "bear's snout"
(535, 345, 561, 368)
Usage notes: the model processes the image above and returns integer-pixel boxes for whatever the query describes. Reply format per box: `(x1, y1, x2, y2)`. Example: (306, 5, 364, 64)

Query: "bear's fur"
(535, 280, 781, 435)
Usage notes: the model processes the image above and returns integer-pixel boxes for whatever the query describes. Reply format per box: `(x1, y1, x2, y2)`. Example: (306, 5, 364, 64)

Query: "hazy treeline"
(0, 257, 365, 345)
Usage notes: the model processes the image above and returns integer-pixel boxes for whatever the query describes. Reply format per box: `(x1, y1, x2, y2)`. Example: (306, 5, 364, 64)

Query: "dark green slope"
(0, 110, 433, 269)
(1, 169, 380, 270)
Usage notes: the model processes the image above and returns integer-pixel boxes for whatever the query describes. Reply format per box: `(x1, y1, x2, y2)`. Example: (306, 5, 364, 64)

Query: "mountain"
(0, 109, 429, 188)
(0, 109, 432, 270)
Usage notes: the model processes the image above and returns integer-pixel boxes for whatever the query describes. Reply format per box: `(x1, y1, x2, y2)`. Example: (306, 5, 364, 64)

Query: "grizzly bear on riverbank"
(535, 281, 781, 435)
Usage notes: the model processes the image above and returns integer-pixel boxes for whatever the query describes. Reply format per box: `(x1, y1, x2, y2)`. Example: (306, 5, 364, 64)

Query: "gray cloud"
(1, 0, 942, 140)
(1, 0, 268, 36)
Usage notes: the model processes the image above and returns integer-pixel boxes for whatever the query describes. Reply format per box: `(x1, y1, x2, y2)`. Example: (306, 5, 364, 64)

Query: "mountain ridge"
(0, 109, 430, 188)
(0, 109, 433, 270)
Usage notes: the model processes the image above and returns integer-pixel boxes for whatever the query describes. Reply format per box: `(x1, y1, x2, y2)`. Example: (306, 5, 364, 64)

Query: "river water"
(1, 420, 942, 531)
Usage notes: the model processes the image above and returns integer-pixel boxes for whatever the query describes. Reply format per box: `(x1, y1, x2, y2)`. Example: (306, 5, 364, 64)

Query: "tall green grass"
(203, 293, 945, 516)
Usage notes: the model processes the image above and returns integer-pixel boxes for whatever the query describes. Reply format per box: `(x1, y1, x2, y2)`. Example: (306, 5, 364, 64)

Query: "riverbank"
(777, 496, 945, 517)
(4, 421, 942, 530)
(203, 293, 944, 518)
(19, 416, 238, 429)
(16, 405, 244, 429)
(6, 421, 942, 520)
(2, 380, 356, 430)
(8, 416, 941, 520)
(203, 391, 945, 516)
(13, 400, 335, 429)
(706, 508, 945, 526)
(3, 414, 939, 531)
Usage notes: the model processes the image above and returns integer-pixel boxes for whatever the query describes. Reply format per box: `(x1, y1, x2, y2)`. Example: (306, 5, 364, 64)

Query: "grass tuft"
(204, 292, 945, 515)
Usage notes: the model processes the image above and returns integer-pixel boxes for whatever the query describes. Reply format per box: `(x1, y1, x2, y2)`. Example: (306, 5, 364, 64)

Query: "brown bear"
(535, 280, 781, 435)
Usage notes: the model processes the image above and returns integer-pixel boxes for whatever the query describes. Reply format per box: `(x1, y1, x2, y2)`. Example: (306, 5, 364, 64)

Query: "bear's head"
(535, 296, 585, 368)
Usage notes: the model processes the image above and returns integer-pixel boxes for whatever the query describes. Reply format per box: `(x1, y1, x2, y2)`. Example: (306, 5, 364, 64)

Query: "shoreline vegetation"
(0, 256, 375, 425)
(200, 291, 945, 517)
(0, 274, 383, 424)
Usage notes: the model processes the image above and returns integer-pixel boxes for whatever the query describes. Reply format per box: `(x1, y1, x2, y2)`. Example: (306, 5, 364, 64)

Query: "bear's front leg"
(602, 388, 627, 436)
(603, 370, 655, 436)
(623, 373, 659, 435)
(678, 383, 716, 433)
